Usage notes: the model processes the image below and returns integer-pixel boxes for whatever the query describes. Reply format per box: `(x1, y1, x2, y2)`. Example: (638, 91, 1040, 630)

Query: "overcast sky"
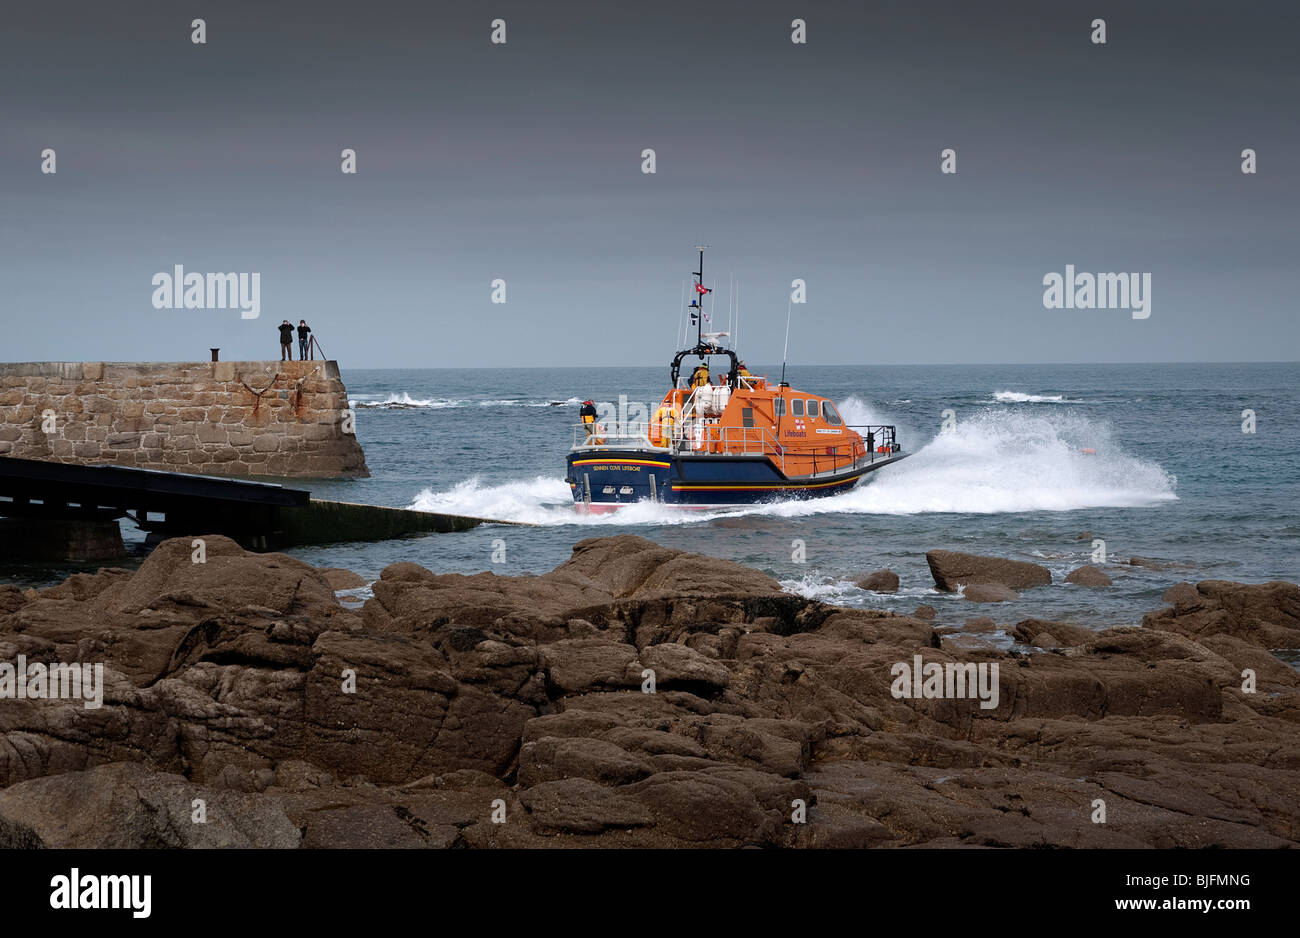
(2, 0, 1296, 368)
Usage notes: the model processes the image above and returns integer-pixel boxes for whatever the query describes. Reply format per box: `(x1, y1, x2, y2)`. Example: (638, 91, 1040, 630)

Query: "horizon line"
(332, 359, 1300, 370)
(2, 359, 1297, 369)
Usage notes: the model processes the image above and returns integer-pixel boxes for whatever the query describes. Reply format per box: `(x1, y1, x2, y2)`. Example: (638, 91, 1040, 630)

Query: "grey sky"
(2, 0, 1296, 368)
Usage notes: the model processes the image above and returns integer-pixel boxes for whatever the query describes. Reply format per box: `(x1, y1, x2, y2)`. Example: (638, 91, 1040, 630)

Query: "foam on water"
(779, 573, 946, 607)
(993, 390, 1070, 403)
(761, 408, 1177, 517)
(352, 392, 583, 410)
(838, 395, 913, 443)
(352, 392, 458, 409)
(407, 476, 740, 526)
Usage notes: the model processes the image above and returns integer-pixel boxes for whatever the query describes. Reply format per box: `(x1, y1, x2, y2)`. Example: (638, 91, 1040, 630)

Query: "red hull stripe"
(572, 458, 671, 468)
(673, 476, 860, 492)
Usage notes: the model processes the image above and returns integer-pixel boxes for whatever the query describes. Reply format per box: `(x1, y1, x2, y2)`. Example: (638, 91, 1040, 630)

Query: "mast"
(670, 245, 734, 388)
(693, 245, 706, 347)
(676, 279, 686, 352)
(780, 297, 792, 387)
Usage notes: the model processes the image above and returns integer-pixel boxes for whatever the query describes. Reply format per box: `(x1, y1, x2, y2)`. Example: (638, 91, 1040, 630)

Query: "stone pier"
(0, 361, 368, 479)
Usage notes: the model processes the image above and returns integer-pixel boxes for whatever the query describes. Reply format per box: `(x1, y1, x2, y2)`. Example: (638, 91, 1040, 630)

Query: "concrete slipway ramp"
(0, 456, 526, 559)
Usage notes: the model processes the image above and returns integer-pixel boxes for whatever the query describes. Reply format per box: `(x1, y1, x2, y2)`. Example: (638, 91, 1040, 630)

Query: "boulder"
(517, 737, 652, 787)
(925, 550, 1051, 592)
(1143, 580, 1300, 649)
(1065, 565, 1113, 587)
(1012, 618, 1098, 647)
(361, 533, 785, 636)
(0, 762, 300, 848)
(540, 639, 640, 694)
(1162, 582, 1201, 608)
(554, 535, 784, 600)
(638, 642, 730, 690)
(1125, 556, 1191, 571)
(855, 569, 899, 593)
(622, 768, 803, 845)
(319, 567, 367, 590)
(963, 584, 1020, 603)
(0, 585, 26, 615)
(520, 778, 656, 834)
(3, 534, 354, 686)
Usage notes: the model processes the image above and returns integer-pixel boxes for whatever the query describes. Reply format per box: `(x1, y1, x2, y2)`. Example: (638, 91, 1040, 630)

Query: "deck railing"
(571, 422, 900, 477)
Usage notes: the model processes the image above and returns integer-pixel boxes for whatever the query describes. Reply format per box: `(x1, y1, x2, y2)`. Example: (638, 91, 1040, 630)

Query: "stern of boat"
(566, 425, 673, 509)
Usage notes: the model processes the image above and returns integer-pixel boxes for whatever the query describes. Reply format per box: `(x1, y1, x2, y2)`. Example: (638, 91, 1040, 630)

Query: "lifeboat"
(565, 249, 908, 510)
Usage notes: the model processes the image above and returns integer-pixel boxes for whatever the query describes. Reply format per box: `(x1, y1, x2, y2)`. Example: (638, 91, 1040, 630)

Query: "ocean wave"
(779, 573, 870, 605)
(351, 392, 458, 409)
(351, 393, 583, 410)
(992, 390, 1071, 403)
(777, 572, 933, 602)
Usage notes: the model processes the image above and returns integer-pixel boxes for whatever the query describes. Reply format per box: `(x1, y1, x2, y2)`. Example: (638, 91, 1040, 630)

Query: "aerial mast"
(693, 245, 707, 348)
(780, 296, 792, 387)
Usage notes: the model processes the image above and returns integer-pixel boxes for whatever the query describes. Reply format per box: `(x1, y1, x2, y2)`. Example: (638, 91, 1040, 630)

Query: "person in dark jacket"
(278, 320, 294, 361)
(579, 400, 598, 440)
(297, 320, 312, 360)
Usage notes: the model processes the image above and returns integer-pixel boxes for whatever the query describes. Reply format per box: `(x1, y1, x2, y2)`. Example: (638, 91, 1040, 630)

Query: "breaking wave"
(992, 390, 1070, 403)
(352, 392, 455, 409)
(352, 393, 583, 410)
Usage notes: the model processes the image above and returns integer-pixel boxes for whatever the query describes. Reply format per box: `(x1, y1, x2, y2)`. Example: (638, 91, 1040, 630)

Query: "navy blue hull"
(566, 450, 907, 509)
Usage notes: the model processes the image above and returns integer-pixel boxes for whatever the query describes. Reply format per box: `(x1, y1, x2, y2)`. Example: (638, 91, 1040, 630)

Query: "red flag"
(695, 282, 709, 295)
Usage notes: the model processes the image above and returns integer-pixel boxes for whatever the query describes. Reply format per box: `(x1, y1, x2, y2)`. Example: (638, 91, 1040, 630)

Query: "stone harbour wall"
(0, 361, 368, 478)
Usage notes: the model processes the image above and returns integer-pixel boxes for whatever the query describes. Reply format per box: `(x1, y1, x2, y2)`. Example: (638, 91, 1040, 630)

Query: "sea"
(8, 363, 1300, 641)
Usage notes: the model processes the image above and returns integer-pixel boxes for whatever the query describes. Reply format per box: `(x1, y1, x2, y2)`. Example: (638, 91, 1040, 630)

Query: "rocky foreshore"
(0, 534, 1297, 848)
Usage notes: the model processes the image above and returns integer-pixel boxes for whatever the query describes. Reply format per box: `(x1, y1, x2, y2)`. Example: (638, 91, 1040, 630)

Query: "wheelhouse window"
(807, 400, 820, 419)
(791, 399, 805, 417)
(823, 402, 842, 425)
(774, 397, 786, 417)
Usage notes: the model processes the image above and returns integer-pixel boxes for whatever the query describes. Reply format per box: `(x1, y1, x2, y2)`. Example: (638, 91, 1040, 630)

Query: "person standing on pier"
(297, 319, 312, 360)
(278, 320, 294, 361)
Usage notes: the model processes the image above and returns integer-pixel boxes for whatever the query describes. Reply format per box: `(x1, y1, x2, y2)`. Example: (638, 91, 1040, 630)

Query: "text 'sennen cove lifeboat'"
(566, 249, 908, 511)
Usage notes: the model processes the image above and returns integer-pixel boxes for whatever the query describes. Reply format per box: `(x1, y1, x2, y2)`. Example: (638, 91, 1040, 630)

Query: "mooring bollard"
(210, 348, 220, 362)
